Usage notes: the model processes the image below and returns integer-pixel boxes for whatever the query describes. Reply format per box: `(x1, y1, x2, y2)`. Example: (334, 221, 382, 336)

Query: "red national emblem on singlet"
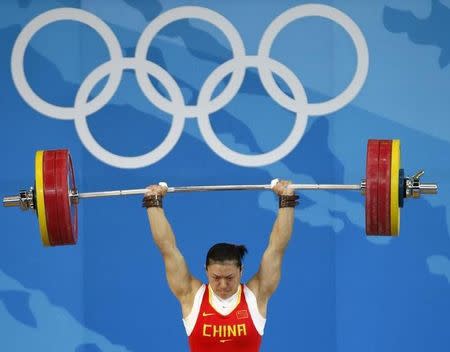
(236, 310, 249, 319)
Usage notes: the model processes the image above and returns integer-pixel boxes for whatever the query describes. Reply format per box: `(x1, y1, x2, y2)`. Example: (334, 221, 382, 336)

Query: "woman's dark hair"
(206, 243, 248, 269)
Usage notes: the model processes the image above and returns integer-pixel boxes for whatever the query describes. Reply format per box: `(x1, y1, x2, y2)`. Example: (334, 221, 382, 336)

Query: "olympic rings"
(11, 4, 369, 168)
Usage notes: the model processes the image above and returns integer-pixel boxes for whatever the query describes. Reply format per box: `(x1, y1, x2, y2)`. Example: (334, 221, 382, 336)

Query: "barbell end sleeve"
(419, 183, 438, 195)
(3, 195, 21, 208)
(3, 189, 35, 210)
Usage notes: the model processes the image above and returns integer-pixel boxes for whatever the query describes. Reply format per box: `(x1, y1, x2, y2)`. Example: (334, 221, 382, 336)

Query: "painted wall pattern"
(1, 0, 449, 351)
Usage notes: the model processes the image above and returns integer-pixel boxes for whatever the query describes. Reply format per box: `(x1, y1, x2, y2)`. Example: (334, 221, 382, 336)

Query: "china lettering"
(202, 323, 247, 338)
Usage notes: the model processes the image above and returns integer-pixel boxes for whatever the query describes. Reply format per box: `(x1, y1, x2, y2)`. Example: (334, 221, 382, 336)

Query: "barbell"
(3, 139, 438, 246)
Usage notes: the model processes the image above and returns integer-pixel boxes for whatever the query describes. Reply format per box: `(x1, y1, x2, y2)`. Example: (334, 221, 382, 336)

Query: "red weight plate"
(43, 150, 60, 246)
(55, 150, 75, 245)
(365, 140, 380, 235)
(377, 140, 392, 235)
(67, 152, 78, 244)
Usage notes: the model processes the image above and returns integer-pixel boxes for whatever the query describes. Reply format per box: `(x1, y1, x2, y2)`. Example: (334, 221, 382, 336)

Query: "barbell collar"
(405, 170, 438, 198)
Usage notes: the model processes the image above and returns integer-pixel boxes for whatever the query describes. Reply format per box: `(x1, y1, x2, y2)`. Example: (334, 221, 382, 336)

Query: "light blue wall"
(1, 0, 449, 351)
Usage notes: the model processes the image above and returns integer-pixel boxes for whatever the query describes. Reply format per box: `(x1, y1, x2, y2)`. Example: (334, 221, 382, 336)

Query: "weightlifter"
(143, 179, 298, 352)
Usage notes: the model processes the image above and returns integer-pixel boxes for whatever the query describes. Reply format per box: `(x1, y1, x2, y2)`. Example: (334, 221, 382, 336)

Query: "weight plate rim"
(55, 150, 75, 245)
(43, 150, 60, 246)
(35, 151, 50, 246)
(377, 140, 392, 235)
(399, 168, 405, 208)
(67, 152, 78, 244)
(390, 140, 401, 235)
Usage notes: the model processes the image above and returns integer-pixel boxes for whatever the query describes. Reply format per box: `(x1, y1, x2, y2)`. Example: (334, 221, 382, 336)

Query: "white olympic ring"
(11, 8, 123, 120)
(11, 4, 369, 168)
(197, 55, 308, 167)
(135, 6, 247, 118)
(74, 57, 185, 169)
(258, 4, 369, 116)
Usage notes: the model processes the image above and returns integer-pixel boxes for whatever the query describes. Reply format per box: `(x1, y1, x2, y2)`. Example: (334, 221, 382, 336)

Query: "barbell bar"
(2, 139, 438, 246)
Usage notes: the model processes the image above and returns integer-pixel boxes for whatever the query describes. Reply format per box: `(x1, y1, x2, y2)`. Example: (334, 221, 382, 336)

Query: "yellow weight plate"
(390, 140, 401, 236)
(35, 151, 50, 246)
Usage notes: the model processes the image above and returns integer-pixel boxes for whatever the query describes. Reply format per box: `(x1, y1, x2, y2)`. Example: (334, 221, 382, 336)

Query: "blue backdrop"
(1, 0, 449, 351)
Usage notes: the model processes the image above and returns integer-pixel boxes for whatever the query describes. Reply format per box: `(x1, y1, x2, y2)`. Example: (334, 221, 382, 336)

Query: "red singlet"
(188, 284, 262, 352)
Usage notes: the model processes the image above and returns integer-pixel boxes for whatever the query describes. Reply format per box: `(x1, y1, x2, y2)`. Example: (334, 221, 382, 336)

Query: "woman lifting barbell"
(143, 179, 298, 352)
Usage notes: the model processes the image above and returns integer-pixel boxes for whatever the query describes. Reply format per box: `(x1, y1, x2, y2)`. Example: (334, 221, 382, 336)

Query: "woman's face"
(206, 261, 242, 299)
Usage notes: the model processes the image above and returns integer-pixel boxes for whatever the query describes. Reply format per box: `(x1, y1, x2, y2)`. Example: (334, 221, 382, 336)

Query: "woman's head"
(205, 243, 248, 299)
